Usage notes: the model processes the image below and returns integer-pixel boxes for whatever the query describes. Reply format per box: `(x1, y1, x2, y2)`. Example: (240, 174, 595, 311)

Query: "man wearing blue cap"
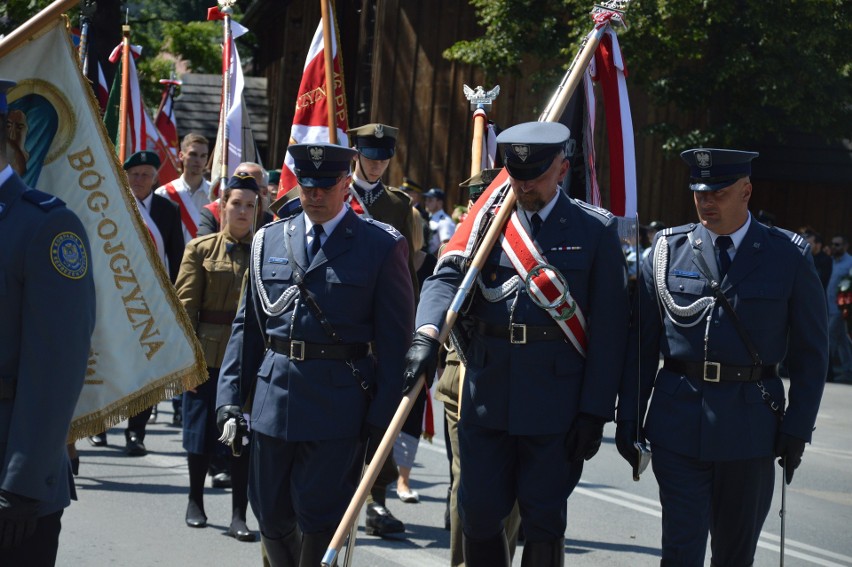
(403, 121, 629, 566)
(621, 148, 828, 566)
(423, 187, 456, 255)
(0, 78, 96, 565)
(216, 142, 414, 565)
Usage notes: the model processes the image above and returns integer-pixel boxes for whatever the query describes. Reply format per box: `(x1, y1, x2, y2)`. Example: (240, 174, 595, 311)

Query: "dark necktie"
(715, 235, 733, 278)
(531, 213, 543, 238)
(309, 224, 324, 260)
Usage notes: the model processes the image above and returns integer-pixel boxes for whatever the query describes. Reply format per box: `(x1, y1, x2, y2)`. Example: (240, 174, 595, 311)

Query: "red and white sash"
(162, 181, 200, 239)
(500, 211, 588, 356)
(346, 187, 370, 218)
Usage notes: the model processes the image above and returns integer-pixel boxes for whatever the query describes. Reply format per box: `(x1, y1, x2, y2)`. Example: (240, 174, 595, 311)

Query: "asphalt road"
(58, 380, 852, 566)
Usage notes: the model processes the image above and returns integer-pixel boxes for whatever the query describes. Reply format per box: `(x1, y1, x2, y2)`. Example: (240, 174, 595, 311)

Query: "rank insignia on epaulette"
(51, 232, 88, 279)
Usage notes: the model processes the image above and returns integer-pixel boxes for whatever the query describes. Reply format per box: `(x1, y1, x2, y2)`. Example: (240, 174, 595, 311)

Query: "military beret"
(0, 78, 15, 114)
(226, 171, 260, 192)
(401, 177, 423, 193)
(459, 168, 501, 189)
(347, 123, 398, 160)
(496, 122, 570, 181)
(123, 150, 161, 171)
(680, 148, 759, 192)
(287, 143, 357, 188)
(267, 169, 281, 186)
(423, 188, 445, 200)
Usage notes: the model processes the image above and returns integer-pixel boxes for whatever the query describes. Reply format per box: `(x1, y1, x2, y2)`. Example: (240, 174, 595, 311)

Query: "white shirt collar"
(0, 164, 14, 187)
(305, 204, 348, 239)
(352, 172, 380, 191)
(707, 212, 751, 252)
(521, 187, 561, 224)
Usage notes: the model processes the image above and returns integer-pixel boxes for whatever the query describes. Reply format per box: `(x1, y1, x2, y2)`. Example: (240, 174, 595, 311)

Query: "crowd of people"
(2, 66, 845, 566)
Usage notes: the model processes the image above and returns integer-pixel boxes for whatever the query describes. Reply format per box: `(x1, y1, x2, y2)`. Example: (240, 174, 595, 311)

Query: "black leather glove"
(615, 420, 640, 469)
(565, 413, 606, 462)
(216, 404, 244, 434)
(775, 432, 806, 485)
(402, 332, 440, 394)
(0, 490, 39, 549)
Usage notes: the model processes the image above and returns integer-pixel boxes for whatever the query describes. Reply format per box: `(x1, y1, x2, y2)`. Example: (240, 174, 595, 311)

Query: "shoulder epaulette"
(769, 226, 809, 255)
(386, 186, 412, 204)
(21, 189, 65, 212)
(364, 217, 402, 239)
(662, 223, 697, 237)
(574, 199, 614, 220)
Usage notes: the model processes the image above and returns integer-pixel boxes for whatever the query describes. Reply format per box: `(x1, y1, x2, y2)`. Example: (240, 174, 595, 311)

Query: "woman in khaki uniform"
(174, 173, 261, 541)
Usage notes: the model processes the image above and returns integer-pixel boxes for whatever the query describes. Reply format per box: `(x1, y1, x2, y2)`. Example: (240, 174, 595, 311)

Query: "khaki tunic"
(175, 231, 252, 369)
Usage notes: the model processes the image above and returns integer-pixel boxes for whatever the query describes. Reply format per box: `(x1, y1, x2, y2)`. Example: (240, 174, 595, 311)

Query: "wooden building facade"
(244, 0, 850, 239)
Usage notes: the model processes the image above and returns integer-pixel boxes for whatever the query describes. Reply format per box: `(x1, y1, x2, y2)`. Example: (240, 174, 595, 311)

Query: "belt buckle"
(703, 361, 721, 382)
(510, 324, 527, 344)
(290, 340, 305, 361)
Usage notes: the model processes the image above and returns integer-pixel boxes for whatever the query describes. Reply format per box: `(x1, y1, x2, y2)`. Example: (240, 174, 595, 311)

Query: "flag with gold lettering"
(0, 18, 207, 440)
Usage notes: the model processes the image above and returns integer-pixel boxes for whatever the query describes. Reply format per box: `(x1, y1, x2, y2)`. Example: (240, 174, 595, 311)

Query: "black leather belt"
(476, 320, 563, 344)
(269, 338, 370, 362)
(0, 378, 17, 400)
(198, 310, 237, 325)
(663, 358, 778, 383)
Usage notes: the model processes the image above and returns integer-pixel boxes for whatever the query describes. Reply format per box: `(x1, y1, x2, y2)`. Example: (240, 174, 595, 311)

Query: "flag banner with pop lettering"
(0, 19, 207, 440)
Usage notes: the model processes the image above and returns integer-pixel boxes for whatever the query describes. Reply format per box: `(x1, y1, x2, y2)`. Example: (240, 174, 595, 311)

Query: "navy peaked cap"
(123, 150, 161, 170)
(348, 123, 398, 160)
(227, 171, 260, 192)
(288, 143, 357, 188)
(496, 122, 570, 181)
(680, 148, 759, 191)
(423, 188, 445, 200)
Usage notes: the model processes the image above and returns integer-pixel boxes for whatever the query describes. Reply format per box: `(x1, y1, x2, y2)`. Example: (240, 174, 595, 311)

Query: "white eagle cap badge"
(374, 124, 384, 138)
(309, 145, 324, 169)
(695, 150, 712, 169)
(512, 144, 530, 163)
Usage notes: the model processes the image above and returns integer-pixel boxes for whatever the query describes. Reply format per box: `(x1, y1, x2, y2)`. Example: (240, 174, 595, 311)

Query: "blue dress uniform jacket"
(417, 193, 629, 433)
(0, 170, 96, 515)
(635, 221, 828, 461)
(217, 208, 414, 442)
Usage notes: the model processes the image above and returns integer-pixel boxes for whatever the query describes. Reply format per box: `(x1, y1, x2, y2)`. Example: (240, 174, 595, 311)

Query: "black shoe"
(365, 503, 405, 536)
(227, 518, 256, 542)
(185, 499, 207, 528)
(211, 472, 232, 488)
(87, 434, 107, 447)
(125, 432, 147, 456)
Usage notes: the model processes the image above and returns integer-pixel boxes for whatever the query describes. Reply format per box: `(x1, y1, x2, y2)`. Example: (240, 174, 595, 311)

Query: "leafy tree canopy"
(445, 0, 852, 150)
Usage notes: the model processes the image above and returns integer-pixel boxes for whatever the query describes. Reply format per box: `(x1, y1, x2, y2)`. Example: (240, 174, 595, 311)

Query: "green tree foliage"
(445, 0, 852, 150)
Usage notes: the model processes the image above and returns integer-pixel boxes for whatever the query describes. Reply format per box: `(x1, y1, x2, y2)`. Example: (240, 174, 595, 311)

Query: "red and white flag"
(107, 42, 147, 155)
(584, 27, 636, 217)
(155, 79, 180, 161)
(277, 5, 349, 199)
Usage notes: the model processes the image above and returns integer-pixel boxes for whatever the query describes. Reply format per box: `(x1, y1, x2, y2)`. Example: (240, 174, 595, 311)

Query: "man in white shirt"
(155, 133, 210, 244)
(423, 187, 456, 255)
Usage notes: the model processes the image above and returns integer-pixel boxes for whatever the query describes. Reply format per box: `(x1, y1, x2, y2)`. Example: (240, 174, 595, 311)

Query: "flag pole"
(78, 0, 96, 75)
(320, 0, 337, 144)
(321, 3, 633, 566)
(0, 0, 80, 59)
(118, 22, 131, 163)
(219, 2, 234, 193)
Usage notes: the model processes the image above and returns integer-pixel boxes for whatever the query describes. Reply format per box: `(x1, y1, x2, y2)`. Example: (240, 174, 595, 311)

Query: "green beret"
(123, 150, 161, 171)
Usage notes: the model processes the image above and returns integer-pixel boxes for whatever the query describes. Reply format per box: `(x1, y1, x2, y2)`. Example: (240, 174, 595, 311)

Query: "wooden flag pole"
(0, 0, 80, 60)
(320, 0, 337, 144)
(118, 24, 131, 163)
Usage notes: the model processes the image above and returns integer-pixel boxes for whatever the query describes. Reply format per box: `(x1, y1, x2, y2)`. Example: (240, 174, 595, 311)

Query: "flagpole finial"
(463, 84, 500, 112)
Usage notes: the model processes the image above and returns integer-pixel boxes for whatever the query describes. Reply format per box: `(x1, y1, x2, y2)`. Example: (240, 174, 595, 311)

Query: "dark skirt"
(182, 367, 230, 456)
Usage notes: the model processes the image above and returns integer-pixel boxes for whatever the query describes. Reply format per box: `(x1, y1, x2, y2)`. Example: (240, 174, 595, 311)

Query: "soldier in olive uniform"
(0, 79, 97, 566)
(347, 123, 418, 536)
(404, 122, 629, 567)
(216, 143, 413, 565)
(619, 148, 828, 566)
(175, 173, 261, 541)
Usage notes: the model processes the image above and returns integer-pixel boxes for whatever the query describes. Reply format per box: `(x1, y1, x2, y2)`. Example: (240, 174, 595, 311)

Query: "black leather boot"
(299, 530, 334, 567)
(463, 530, 511, 567)
(261, 528, 301, 567)
(520, 537, 565, 567)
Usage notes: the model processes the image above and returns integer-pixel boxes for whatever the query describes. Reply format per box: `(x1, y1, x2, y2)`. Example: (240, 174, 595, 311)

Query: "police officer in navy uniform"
(216, 142, 414, 566)
(404, 122, 629, 567)
(0, 79, 97, 566)
(619, 148, 828, 566)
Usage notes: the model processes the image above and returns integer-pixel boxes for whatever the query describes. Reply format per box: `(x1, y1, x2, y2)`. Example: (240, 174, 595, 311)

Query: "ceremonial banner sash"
(346, 189, 369, 218)
(500, 211, 588, 356)
(0, 19, 206, 439)
(163, 181, 200, 239)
